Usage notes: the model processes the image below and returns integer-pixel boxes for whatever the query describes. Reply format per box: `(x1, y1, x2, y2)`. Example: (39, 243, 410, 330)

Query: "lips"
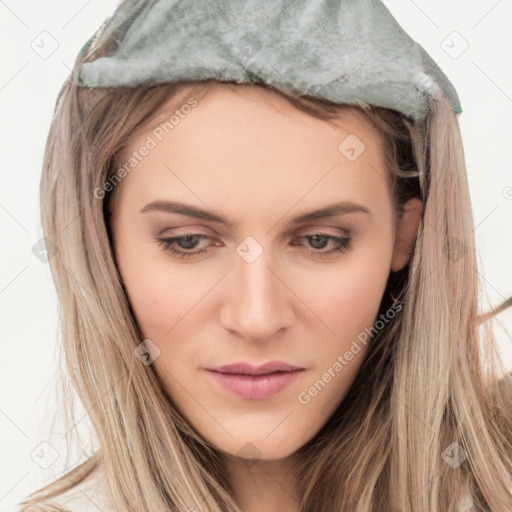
(205, 361, 305, 400)
(206, 361, 304, 376)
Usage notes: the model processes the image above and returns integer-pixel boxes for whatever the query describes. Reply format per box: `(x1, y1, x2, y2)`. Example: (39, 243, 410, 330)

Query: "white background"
(1, 0, 511, 509)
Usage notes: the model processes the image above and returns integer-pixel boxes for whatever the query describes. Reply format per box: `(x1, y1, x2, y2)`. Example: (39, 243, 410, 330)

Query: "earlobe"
(390, 197, 423, 272)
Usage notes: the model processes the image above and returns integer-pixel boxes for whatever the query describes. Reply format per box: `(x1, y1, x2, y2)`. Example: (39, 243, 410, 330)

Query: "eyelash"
(155, 232, 352, 259)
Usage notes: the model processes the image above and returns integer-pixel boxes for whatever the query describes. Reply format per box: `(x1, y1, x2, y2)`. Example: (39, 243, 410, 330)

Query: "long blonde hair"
(18, 58, 512, 511)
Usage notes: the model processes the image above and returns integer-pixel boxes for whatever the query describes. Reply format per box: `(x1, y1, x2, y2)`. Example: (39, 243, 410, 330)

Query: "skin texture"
(110, 83, 422, 512)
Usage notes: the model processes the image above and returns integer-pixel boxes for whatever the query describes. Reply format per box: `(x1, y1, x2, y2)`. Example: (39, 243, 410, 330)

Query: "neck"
(222, 452, 301, 512)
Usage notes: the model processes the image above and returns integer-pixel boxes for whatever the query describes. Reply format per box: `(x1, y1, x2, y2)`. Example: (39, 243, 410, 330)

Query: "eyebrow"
(140, 200, 371, 229)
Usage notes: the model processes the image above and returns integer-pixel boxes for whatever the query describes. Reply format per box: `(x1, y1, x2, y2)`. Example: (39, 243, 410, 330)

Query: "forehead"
(148, 82, 382, 143)
(122, 83, 387, 168)
(114, 83, 391, 220)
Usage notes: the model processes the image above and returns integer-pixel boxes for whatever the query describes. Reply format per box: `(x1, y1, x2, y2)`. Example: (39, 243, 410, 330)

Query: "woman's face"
(110, 84, 419, 462)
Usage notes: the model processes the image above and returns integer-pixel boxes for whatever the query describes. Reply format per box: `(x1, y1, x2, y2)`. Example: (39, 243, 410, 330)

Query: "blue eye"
(156, 232, 352, 259)
(156, 234, 210, 259)
(298, 233, 351, 253)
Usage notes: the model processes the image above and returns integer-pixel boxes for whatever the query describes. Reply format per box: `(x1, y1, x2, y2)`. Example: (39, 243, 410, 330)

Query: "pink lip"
(207, 361, 303, 375)
(205, 361, 305, 400)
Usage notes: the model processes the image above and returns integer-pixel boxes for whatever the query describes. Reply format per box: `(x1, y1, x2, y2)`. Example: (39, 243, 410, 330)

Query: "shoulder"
(52, 464, 113, 512)
(13, 462, 114, 512)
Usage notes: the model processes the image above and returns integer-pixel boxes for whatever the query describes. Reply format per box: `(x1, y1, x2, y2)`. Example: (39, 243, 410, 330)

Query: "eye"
(292, 233, 352, 258)
(155, 231, 352, 259)
(156, 233, 213, 259)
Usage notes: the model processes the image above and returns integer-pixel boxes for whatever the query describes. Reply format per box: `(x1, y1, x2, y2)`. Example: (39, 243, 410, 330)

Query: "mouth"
(205, 361, 305, 400)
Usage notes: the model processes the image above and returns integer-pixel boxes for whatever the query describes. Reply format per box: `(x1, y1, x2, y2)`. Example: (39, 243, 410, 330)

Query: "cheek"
(113, 229, 197, 341)
(294, 241, 393, 342)
(289, 245, 392, 418)
(124, 262, 205, 340)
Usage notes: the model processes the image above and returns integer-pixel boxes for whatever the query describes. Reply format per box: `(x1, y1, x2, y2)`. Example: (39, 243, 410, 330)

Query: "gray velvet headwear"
(73, 0, 462, 122)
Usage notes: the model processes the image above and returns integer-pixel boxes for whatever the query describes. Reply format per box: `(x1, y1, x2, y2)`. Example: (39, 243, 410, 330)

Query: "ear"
(390, 197, 423, 272)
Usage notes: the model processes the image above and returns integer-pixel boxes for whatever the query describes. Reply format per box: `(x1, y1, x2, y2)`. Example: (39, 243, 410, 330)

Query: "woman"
(16, 0, 512, 510)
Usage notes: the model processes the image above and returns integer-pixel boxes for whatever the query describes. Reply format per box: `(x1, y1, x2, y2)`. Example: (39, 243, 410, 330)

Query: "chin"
(209, 430, 311, 463)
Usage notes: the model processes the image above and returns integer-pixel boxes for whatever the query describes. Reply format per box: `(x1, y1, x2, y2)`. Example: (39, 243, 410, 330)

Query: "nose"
(219, 242, 295, 343)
